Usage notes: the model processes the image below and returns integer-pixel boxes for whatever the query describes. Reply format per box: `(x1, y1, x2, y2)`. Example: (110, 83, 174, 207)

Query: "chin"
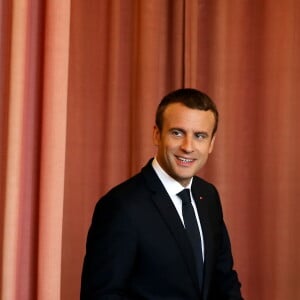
(176, 173, 193, 182)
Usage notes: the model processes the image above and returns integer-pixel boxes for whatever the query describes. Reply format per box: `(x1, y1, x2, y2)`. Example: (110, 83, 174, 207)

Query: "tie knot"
(177, 189, 191, 205)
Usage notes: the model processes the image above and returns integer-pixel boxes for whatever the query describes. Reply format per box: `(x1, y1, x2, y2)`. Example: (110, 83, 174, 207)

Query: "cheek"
(160, 138, 173, 150)
(198, 144, 213, 156)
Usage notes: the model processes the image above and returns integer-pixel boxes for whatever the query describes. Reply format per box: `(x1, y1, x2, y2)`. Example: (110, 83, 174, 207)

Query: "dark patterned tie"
(177, 189, 204, 289)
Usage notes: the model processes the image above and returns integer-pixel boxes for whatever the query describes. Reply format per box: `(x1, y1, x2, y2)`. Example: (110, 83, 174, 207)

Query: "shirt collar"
(152, 157, 193, 195)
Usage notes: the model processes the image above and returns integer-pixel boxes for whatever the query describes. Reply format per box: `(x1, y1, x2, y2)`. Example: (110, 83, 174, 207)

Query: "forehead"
(162, 103, 215, 132)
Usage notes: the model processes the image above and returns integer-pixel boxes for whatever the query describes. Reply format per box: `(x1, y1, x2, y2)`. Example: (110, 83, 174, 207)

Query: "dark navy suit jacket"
(81, 159, 243, 299)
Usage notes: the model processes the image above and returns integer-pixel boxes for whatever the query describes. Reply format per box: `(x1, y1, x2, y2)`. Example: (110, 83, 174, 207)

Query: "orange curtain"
(1, 0, 300, 299)
(1, 0, 71, 299)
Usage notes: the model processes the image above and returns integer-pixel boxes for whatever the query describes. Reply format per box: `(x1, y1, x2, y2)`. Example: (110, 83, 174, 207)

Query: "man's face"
(153, 103, 216, 187)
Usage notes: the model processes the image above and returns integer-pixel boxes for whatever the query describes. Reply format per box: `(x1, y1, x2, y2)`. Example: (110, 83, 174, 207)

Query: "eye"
(171, 129, 183, 137)
(195, 132, 208, 139)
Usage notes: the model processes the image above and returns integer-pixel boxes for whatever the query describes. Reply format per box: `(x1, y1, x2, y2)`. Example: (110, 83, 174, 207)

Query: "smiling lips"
(176, 156, 195, 166)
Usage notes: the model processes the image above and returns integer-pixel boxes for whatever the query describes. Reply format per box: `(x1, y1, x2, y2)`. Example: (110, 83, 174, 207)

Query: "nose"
(180, 136, 194, 153)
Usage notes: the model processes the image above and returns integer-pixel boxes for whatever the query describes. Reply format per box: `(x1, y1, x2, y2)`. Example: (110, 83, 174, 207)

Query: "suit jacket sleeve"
(80, 194, 137, 300)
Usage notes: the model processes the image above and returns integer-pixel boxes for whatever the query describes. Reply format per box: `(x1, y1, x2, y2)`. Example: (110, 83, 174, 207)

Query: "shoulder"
(103, 159, 156, 201)
(88, 172, 146, 230)
(94, 170, 151, 215)
(108, 170, 149, 199)
(192, 175, 219, 197)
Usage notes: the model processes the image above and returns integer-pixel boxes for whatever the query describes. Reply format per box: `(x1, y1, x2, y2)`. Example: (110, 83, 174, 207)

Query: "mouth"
(175, 156, 195, 166)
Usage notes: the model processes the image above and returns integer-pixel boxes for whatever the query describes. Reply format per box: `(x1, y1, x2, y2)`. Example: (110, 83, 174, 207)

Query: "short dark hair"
(155, 88, 219, 136)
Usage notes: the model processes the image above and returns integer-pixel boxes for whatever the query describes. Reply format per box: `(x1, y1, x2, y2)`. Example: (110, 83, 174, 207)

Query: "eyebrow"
(169, 127, 184, 132)
(169, 128, 210, 136)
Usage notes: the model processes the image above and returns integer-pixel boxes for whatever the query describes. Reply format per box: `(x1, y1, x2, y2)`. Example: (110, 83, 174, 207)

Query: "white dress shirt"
(152, 158, 205, 260)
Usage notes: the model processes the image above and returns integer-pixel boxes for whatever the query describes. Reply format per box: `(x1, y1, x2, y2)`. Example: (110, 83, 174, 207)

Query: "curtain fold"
(1, 0, 42, 298)
(1, 0, 71, 299)
(37, 0, 71, 299)
(183, 0, 198, 86)
(1, 0, 300, 299)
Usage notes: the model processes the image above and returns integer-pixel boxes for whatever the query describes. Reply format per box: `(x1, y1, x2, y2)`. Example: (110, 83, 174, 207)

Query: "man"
(81, 88, 243, 299)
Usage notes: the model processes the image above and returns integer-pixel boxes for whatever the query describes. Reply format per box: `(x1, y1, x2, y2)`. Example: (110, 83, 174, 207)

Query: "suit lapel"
(141, 161, 200, 293)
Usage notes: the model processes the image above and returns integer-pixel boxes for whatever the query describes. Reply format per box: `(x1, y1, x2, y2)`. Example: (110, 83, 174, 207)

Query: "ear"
(208, 134, 216, 154)
(152, 125, 161, 146)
